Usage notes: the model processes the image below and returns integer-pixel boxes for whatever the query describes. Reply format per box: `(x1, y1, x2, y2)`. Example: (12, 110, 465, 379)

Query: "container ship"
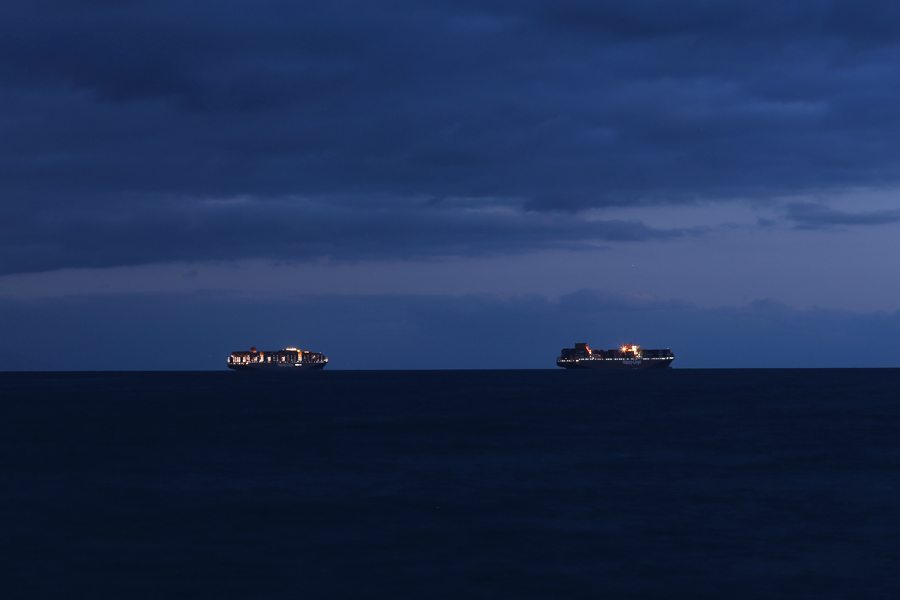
(557, 343, 673, 369)
(227, 346, 328, 371)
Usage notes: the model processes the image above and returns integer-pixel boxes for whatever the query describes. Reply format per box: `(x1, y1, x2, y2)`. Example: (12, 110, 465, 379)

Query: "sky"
(2, 0, 900, 369)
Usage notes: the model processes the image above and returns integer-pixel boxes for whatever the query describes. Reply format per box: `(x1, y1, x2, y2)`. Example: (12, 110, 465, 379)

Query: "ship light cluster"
(227, 346, 328, 366)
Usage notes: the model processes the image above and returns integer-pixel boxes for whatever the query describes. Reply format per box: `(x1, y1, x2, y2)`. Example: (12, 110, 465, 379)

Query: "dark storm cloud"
(3, 0, 900, 272)
(786, 202, 900, 228)
(0, 195, 698, 274)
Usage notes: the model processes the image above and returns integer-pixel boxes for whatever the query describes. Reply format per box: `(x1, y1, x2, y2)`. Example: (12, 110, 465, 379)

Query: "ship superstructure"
(227, 346, 328, 371)
(557, 343, 673, 369)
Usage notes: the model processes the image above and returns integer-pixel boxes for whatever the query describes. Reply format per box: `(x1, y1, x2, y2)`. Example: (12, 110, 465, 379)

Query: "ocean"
(2, 369, 899, 599)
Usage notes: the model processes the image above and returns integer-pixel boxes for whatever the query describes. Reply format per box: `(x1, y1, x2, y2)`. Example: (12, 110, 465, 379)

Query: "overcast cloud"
(4, 1, 900, 272)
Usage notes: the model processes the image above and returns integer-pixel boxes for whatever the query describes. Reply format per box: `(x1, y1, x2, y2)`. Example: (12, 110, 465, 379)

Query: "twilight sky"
(2, 0, 900, 369)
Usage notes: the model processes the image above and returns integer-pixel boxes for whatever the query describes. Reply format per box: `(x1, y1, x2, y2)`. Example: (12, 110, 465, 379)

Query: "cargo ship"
(227, 346, 328, 371)
(557, 343, 673, 369)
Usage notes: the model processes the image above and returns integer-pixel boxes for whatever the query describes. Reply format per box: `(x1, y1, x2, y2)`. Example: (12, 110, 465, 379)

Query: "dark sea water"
(2, 369, 899, 599)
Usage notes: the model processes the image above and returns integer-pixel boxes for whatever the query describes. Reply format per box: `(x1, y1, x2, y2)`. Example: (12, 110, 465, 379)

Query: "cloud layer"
(0, 195, 704, 274)
(3, 1, 900, 271)
(786, 202, 900, 228)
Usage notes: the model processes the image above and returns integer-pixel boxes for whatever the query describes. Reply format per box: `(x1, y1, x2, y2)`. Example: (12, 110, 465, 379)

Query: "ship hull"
(227, 361, 327, 371)
(557, 358, 673, 369)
